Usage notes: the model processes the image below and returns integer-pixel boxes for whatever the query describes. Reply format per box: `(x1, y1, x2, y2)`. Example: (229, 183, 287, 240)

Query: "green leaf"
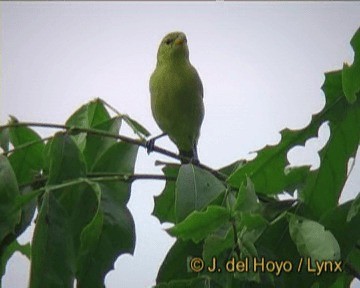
(156, 239, 203, 284)
(219, 160, 246, 177)
(122, 114, 151, 138)
(29, 190, 75, 288)
(234, 177, 259, 212)
(76, 183, 136, 288)
(46, 133, 87, 185)
(347, 192, 360, 222)
(289, 216, 340, 262)
(8, 126, 44, 185)
(0, 128, 9, 153)
(342, 28, 360, 104)
(76, 142, 138, 287)
(1, 240, 31, 281)
(320, 201, 360, 258)
(301, 70, 360, 217)
(256, 217, 315, 288)
(175, 164, 225, 223)
(91, 141, 138, 203)
(153, 164, 180, 224)
(203, 228, 233, 264)
(83, 117, 121, 170)
(169, 206, 230, 243)
(65, 98, 111, 151)
(0, 156, 21, 244)
(227, 33, 360, 198)
(155, 277, 221, 288)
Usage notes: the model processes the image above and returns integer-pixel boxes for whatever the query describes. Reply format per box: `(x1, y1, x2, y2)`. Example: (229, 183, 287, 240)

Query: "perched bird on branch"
(148, 31, 204, 163)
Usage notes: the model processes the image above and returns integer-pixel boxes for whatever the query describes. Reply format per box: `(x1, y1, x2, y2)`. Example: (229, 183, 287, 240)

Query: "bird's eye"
(165, 39, 172, 45)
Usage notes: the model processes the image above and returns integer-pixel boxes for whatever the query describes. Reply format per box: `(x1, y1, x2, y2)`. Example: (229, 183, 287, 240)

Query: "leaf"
(234, 177, 259, 212)
(0, 156, 21, 244)
(76, 142, 138, 287)
(301, 70, 360, 217)
(8, 125, 44, 185)
(76, 183, 136, 288)
(0, 127, 9, 153)
(29, 190, 75, 288)
(219, 160, 246, 177)
(156, 239, 203, 284)
(289, 216, 340, 262)
(169, 206, 230, 243)
(0, 240, 31, 281)
(227, 31, 360, 198)
(153, 164, 180, 224)
(46, 133, 87, 185)
(155, 277, 221, 288)
(65, 99, 112, 151)
(256, 217, 315, 288)
(175, 164, 225, 223)
(122, 114, 151, 138)
(83, 117, 121, 170)
(347, 192, 360, 222)
(320, 200, 360, 258)
(203, 228, 234, 264)
(91, 141, 139, 203)
(342, 28, 360, 104)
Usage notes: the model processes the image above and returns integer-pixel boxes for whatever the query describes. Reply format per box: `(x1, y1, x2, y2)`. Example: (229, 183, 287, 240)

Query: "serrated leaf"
(289, 216, 340, 262)
(0, 155, 21, 244)
(227, 30, 360, 198)
(342, 28, 360, 104)
(301, 70, 360, 217)
(153, 164, 180, 224)
(175, 164, 225, 223)
(29, 190, 75, 288)
(8, 126, 44, 185)
(169, 206, 230, 243)
(65, 99, 111, 151)
(76, 142, 138, 287)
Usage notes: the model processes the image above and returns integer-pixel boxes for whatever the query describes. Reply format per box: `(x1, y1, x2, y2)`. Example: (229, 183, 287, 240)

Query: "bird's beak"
(175, 37, 185, 45)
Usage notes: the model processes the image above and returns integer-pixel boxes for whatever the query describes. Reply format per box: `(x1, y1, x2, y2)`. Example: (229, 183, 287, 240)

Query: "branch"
(1, 122, 227, 181)
(19, 172, 176, 190)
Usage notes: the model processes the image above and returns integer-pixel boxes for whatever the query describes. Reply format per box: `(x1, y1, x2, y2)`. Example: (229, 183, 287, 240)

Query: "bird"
(148, 31, 204, 164)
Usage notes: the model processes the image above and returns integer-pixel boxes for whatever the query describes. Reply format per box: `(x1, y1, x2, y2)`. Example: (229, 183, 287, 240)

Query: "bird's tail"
(179, 146, 199, 164)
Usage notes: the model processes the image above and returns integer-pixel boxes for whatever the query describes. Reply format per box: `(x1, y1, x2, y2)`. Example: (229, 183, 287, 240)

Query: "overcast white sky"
(1, 2, 360, 288)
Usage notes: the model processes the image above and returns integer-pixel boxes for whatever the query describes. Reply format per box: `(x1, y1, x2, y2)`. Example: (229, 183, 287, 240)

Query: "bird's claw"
(146, 139, 155, 154)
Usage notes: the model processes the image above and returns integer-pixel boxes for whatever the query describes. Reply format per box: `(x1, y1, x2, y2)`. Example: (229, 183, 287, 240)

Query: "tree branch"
(1, 122, 227, 181)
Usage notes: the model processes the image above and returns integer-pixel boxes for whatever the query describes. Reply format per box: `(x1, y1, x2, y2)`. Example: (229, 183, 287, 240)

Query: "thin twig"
(1, 122, 227, 181)
(3, 135, 54, 156)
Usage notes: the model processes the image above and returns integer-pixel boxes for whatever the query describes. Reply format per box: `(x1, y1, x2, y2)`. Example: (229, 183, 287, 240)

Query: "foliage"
(0, 29, 360, 288)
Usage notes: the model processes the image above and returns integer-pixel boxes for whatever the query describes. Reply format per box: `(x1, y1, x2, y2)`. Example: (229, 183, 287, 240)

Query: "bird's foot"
(145, 138, 156, 154)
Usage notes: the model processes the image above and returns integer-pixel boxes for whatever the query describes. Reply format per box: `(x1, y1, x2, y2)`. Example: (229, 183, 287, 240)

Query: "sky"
(1, 2, 360, 288)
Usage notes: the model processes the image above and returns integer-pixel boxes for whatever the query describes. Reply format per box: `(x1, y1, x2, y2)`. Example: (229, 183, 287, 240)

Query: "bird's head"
(156, 31, 189, 64)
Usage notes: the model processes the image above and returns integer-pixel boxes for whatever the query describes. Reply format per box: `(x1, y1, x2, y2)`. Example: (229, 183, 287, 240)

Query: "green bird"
(149, 31, 204, 163)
